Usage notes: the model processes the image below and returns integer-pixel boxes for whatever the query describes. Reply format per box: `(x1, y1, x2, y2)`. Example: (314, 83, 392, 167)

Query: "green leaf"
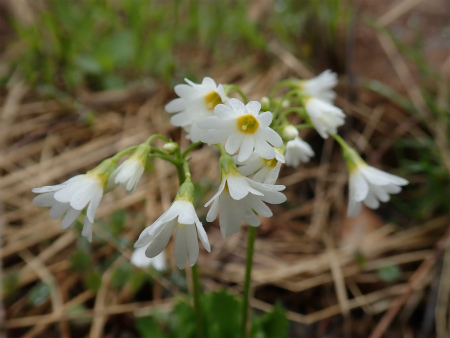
(70, 249, 90, 272)
(109, 210, 127, 236)
(111, 263, 132, 289)
(204, 290, 241, 338)
(28, 282, 51, 306)
(251, 303, 289, 338)
(135, 316, 165, 338)
(377, 264, 401, 283)
(2, 270, 19, 297)
(84, 272, 102, 292)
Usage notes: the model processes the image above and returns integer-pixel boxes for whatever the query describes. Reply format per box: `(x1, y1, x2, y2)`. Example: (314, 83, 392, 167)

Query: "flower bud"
(163, 142, 178, 154)
(282, 125, 299, 141)
(260, 96, 270, 111)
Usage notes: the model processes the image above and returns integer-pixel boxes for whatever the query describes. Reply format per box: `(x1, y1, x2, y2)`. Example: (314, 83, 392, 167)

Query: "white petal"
(261, 128, 283, 147)
(219, 193, 242, 237)
(362, 166, 408, 186)
(195, 221, 210, 252)
(254, 133, 276, 159)
(202, 77, 217, 88)
(225, 133, 244, 155)
(204, 180, 226, 207)
(185, 225, 199, 267)
(230, 98, 246, 114)
(174, 84, 196, 97)
(61, 208, 81, 229)
(145, 220, 176, 258)
(33, 192, 56, 207)
(86, 188, 103, 222)
(349, 171, 369, 202)
(206, 198, 220, 222)
(238, 135, 255, 162)
(177, 202, 197, 225)
(257, 111, 273, 128)
(214, 104, 238, 119)
(82, 218, 93, 242)
(347, 199, 362, 217)
(364, 192, 380, 209)
(49, 202, 70, 220)
(227, 176, 252, 200)
(246, 101, 261, 116)
(165, 98, 185, 113)
(174, 226, 188, 269)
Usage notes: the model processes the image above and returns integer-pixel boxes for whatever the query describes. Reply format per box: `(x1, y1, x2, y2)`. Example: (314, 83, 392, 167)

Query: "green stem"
(241, 226, 257, 338)
(111, 146, 138, 162)
(296, 123, 314, 130)
(191, 263, 205, 338)
(332, 134, 350, 150)
(182, 142, 203, 159)
(226, 84, 249, 103)
(268, 79, 293, 98)
(145, 134, 170, 145)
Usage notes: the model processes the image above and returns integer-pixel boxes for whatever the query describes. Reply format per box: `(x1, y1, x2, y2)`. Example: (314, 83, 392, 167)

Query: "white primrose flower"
(205, 157, 286, 237)
(304, 97, 345, 139)
(107, 143, 150, 195)
(344, 148, 408, 217)
(134, 181, 210, 270)
(165, 77, 228, 142)
(131, 246, 168, 272)
(32, 159, 114, 242)
(234, 148, 285, 185)
(285, 136, 315, 167)
(300, 70, 338, 103)
(198, 98, 283, 162)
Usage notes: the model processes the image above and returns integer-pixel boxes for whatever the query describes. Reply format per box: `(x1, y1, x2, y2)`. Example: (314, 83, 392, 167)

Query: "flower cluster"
(32, 72, 408, 270)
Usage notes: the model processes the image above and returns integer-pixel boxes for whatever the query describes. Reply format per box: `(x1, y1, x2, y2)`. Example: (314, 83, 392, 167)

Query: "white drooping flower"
(165, 77, 228, 142)
(131, 246, 168, 272)
(234, 148, 285, 184)
(32, 160, 114, 242)
(304, 97, 345, 139)
(198, 98, 283, 162)
(134, 181, 210, 270)
(344, 148, 408, 217)
(285, 136, 315, 167)
(300, 70, 338, 103)
(107, 143, 150, 195)
(205, 157, 286, 237)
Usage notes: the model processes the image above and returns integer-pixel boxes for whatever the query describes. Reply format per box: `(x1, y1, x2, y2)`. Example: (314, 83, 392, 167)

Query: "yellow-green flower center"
(178, 223, 184, 228)
(204, 91, 223, 110)
(237, 114, 259, 134)
(262, 158, 278, 169)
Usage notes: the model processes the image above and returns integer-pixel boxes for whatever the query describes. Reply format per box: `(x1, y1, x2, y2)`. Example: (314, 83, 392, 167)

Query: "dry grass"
(1, 1, 450, 337)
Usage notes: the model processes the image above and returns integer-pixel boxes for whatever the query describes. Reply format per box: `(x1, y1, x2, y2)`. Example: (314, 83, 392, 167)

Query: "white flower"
(32, 160, 113, 242)
(304, 97, 345, 139)
(300, 70, 338, 103)
(285, 137, 315, 167)
(345, 149, 408, 217)
(205, 160, 286, 237)
(234, 148, 285, 184)
(165, 77, 228, 142)
(134, 182, 210, 270)
(198, 98, 283, 161)
(107, 143, 150, 195)
(131, 246, 168, 272)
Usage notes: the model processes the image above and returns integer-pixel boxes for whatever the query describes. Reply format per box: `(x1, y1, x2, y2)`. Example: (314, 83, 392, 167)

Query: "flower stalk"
(241, 226, 257, 338)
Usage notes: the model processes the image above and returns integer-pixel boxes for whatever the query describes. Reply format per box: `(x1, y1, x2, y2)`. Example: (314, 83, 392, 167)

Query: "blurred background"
(1, 0, 449, 337)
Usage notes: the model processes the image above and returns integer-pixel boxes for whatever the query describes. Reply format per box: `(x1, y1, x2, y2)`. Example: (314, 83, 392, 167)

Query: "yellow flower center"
(178, 223, 184, 228)
(204, 91, 223, 110)
(262, 158, 278, 169)
(237, 114, 259, 134)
